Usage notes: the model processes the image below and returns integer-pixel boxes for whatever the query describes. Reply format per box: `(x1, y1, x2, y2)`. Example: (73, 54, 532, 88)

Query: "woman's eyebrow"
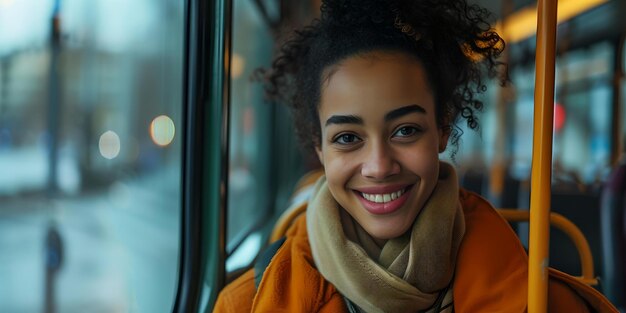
(325, 115, 363, 127)
(385, 104, 426, 121)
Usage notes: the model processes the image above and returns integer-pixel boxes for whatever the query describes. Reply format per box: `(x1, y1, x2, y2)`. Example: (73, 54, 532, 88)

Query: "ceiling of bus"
(470, 0, 536, 19)
(302, 0, 537, 21)
(281, 0, 623, 52)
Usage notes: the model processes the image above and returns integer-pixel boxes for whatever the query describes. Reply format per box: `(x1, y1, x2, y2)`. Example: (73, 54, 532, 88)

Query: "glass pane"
(0, 0, 183, 312)
(553, 42, 613, 185)
(226, 0, 274, 270)
(507, 41, 614, 185)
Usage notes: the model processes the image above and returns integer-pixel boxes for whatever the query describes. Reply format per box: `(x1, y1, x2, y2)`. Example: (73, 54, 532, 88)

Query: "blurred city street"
(1, 0, 191, 312)
(0, 164, 180, 313)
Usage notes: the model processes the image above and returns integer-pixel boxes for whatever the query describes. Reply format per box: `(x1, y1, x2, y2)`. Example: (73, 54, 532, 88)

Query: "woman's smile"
(353, 184, 414, 215)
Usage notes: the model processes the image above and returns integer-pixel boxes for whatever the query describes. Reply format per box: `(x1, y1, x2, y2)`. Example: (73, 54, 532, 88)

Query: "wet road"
(0, 169, 180, 313)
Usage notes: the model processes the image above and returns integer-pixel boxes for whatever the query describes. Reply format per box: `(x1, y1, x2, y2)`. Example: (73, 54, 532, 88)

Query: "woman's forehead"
(319, 51, 436, 119)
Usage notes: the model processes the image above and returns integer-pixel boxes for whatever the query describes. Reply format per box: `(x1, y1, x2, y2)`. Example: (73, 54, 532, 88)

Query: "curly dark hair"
(258, 0, 505, 155)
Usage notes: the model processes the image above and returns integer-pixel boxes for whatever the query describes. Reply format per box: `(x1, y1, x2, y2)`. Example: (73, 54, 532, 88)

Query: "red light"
(554, 103, 566, 132)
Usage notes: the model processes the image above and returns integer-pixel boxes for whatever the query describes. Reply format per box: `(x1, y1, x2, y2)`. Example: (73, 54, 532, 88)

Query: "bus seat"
(549, 193, 603, 285)
(498, 209, 598, 286)
(599, 160, 626, 309)
(269, 169, 323, 243)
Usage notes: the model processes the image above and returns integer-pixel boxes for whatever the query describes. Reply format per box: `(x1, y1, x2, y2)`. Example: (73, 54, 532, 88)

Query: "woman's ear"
(438, 125, 451, 153)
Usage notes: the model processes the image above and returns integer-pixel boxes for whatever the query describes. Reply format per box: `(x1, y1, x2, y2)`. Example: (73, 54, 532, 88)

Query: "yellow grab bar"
(498, 209, 598, 286)
(529, 0, 558, 311)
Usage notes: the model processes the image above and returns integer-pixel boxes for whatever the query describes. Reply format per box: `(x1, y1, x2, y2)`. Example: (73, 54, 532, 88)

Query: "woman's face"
(316, 51, 449, 241)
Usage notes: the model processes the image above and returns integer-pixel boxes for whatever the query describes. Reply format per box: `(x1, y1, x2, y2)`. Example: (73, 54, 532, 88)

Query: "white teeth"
(361, 188, 405, 203)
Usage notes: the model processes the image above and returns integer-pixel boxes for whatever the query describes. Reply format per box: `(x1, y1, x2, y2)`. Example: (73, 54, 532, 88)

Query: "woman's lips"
(354, 185, 412, 215)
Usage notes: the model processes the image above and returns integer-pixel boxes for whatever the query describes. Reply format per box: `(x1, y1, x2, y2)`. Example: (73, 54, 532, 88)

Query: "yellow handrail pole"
(528, 0, 558, 311)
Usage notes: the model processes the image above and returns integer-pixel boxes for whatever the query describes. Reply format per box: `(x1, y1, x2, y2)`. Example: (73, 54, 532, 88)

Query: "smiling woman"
(212, 0, 618, 312)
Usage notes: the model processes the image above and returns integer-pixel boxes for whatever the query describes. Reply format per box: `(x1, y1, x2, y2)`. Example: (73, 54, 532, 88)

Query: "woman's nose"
(360, 143, 400, 180)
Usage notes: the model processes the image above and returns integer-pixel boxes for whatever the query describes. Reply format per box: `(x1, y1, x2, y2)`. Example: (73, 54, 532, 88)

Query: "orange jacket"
(214, 190, 617, 312)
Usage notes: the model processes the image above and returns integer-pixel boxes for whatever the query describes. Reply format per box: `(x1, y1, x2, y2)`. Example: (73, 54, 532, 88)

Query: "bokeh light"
(99, 131, 121, 159)
(554, 103, 566, 133)
(231, 53, 245, 79)
(0, 0, 15, 8)
(150, 115, 175, 147)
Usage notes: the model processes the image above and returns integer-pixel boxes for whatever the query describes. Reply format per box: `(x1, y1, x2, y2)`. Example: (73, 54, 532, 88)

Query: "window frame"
(173, 0, 232, 311)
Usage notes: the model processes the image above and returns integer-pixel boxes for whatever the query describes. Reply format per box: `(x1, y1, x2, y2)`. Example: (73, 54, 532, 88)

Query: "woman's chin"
(362, 221, 412, 241)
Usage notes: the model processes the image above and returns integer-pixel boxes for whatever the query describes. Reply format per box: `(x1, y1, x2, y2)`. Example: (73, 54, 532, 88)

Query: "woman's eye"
(393, 126, 419, 138)
(333, 133, 361, 145)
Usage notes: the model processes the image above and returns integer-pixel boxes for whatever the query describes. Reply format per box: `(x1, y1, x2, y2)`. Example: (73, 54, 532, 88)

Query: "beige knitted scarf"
(306, 162, 465, 313)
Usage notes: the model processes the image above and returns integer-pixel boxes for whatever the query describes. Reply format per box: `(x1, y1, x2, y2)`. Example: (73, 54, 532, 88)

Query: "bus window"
(0, 1, 183, 312)
(553, 42, 613, 186)
(226, 0, 307, 273)
(226, 0, 275, 271)
(507, 42, 615, 187)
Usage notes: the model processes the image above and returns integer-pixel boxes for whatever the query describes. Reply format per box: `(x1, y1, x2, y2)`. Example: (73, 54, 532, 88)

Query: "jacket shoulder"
(214, 212, 344, 313)
(213, 269, 256, 313)
(548, 268, 619, 313)
(252, 214, 345, 312)
(455, 190, 618, 312)
(454, 189, 529, 312)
